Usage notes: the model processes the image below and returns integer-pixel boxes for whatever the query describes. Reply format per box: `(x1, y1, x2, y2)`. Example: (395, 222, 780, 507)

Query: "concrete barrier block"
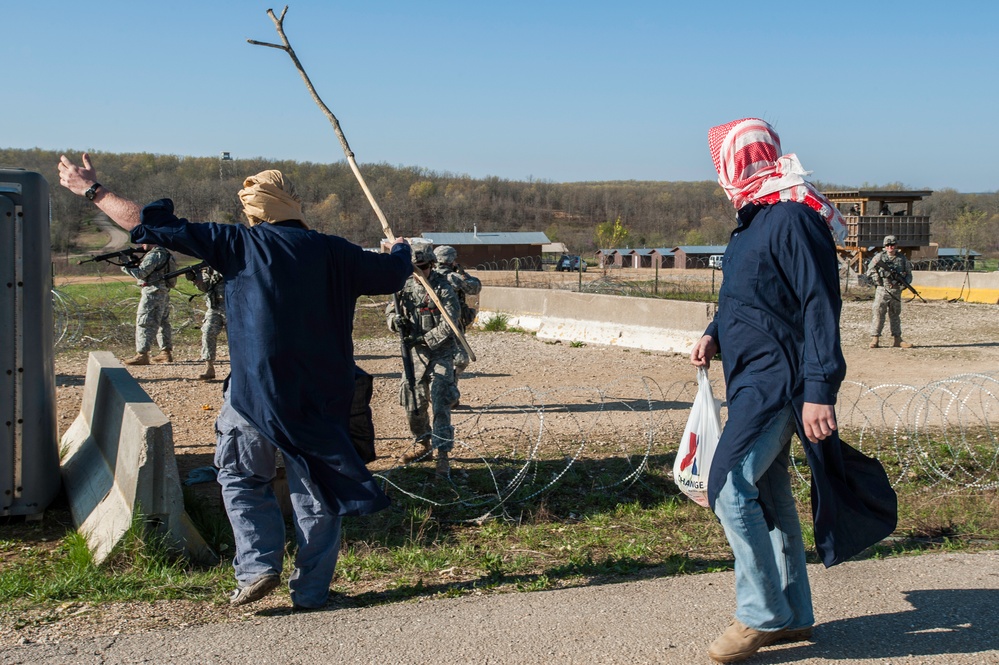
(911, 271, 999, 304)
(60, 352, 215, 565)
(477, 286, 716, 354)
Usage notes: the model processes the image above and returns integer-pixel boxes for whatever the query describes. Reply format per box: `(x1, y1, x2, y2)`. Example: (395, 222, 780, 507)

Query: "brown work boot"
(772, 626, 814, 643)
(892, 336, 913, 348)
(198, 361, 215, 381)
(401, 437, 432, 464)
(435, 450, 450, 477)
(869, 336, 880, 348)
(124, 352, 150, 366)
(708, 619, 782, 663)
(151, 349, 173, 363)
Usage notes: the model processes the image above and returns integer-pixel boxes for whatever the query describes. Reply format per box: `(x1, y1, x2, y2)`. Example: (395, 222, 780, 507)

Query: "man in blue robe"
(691, 120, 897, 663)
(58, 154, 412, 610)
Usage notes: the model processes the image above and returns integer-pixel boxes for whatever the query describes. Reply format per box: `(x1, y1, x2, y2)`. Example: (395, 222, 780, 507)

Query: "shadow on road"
(757, 588, 998, 663)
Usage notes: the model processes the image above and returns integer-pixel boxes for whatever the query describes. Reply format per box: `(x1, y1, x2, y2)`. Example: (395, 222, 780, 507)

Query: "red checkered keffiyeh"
(708, 118, 847, 243)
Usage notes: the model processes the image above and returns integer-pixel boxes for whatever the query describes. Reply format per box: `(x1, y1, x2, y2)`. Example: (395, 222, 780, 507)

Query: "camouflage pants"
(453, 342, 470, 376)
(870, 287, 903, 337)
(399, 345, 458, 452)
(135, 287, 172, 353)
(200, 305, 226, 361)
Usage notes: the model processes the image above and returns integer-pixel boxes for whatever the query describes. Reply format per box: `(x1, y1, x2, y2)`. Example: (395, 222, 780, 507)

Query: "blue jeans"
(215, 392, 343, 608)
(713, 402, 814, 631)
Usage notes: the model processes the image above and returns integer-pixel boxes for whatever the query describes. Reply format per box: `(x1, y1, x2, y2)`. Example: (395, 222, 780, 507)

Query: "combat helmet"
(411, 239, 436, 267)
(434, 245, 457, 266)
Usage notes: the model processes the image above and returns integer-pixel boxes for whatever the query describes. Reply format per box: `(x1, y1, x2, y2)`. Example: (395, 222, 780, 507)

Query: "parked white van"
(708, 254, 723, 270)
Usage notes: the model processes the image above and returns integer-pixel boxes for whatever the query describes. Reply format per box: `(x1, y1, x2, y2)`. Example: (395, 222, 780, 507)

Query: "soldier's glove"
(447, 272, 463, 289)
(403, 333, 425, 347)
(184, 270, 198, 282)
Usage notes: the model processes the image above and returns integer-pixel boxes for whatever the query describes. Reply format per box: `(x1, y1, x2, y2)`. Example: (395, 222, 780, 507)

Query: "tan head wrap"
(238, 170, 307, 228)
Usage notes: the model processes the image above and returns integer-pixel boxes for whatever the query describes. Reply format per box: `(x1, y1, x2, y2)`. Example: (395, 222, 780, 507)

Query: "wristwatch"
(84, 183, 102, 201)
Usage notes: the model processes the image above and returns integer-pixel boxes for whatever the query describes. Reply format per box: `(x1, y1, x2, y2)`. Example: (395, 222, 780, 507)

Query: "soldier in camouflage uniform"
(866, 234, 914, 348)
(433, 245, 481, 403)
(386, 244, 461, 475)
(186, 265, 226, 380)
(122, 243, 177, 365)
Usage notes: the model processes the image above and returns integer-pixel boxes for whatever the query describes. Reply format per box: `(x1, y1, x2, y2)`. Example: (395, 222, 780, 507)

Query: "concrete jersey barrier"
(60, 351, 214, 564)
(910, 270, 999, 304)
(476, 286, 716, 354)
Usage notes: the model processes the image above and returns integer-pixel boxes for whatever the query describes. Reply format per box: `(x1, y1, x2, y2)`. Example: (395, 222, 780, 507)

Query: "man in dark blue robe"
(58, 155, 412, 609)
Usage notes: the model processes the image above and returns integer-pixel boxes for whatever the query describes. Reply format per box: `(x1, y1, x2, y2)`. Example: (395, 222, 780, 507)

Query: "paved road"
(4, 551, 997, 664)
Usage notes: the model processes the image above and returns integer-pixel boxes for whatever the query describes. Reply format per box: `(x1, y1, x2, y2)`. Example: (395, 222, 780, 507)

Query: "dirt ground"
(8, 287, 995, 647)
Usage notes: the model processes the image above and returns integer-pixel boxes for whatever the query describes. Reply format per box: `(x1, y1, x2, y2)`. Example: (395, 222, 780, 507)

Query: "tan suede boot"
(892, 336, 913, 348)
(708, 620, 777, 663)
(124, 352, 150, 366)
(151, 349, 173, 363)
(869, 336, 880, 348)
(198, 361, 216, 381)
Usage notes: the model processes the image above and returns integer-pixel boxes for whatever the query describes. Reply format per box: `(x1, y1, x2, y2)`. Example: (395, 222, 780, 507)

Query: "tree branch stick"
(249, 5, 475, 361)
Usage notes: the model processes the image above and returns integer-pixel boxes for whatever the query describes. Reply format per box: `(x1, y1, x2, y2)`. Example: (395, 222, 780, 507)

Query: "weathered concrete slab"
(911, 270, 999, 304)
(477, 286, 715, 353)
(60, 352, 214, 564)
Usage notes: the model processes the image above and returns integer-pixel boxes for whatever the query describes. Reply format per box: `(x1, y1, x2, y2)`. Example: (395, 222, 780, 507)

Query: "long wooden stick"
(249, 6, 475, 362)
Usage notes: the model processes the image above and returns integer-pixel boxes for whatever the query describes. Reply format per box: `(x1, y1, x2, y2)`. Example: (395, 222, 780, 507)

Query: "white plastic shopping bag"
(673, 367, 722, 507)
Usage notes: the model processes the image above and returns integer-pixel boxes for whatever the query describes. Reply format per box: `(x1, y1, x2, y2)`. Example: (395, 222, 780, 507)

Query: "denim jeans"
(713, 402, 814, 631)
(215, 391, 343, 609)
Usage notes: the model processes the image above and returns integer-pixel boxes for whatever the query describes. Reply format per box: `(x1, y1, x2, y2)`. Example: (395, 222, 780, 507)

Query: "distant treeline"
(3, 148, 997, 256)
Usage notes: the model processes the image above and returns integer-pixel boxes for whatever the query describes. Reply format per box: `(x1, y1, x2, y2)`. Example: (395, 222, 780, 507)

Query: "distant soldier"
(433, 245, 481, 402)
(387, 244, 461, 476)
(186, 265, 226, 380)
(866, 234, 914, 348)
(122, 243, 177, 365)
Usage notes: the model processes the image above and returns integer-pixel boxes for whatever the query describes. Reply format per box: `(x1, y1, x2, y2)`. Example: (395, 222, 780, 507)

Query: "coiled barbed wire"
(52, 288, 208, 349)
(377, 372, 999, 518)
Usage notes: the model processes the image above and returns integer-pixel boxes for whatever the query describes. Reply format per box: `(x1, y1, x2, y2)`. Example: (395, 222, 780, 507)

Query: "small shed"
(595, 248, 634, 268)
(652, 248, 675, 269)
(630, 248, 656, 269)
(671, 245, 728, 270)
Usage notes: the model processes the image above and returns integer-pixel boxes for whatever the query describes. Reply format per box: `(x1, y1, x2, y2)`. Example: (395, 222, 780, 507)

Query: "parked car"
(708, 254, 723, 270)
(556, 255, 587, 272)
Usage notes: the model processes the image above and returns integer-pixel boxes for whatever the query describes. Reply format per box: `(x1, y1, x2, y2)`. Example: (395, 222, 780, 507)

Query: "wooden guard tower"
(823, 189, 933, 272)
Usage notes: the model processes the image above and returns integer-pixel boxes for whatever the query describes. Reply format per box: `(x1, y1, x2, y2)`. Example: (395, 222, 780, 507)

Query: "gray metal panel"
(0, 169, 59, 517)
(0, 193, 14, 510)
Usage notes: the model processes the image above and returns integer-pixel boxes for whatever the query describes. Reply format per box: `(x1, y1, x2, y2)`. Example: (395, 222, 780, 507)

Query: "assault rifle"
(874, 260, 926, 303)
(162, 261, 209, 283)
(393, 292, 418, 407)
(77, 247, 146, 267)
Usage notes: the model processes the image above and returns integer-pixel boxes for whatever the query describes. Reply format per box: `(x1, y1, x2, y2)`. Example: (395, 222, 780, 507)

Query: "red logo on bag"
(679, 432, 698, 474)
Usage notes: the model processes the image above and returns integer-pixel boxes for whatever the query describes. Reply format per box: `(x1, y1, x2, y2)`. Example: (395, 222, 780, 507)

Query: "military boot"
(869, 336, 880, 348)
(892, 336, 913, 349)
(435, 449, 451, 477)
(124, 352, 150, 366)
(198, 361, 215, 381)
(401, 437, 432, 464)
(151, 349, 173, 363)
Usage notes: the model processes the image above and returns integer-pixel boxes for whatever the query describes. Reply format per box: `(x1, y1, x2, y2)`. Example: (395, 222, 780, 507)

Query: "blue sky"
(6, 1, 998, 192)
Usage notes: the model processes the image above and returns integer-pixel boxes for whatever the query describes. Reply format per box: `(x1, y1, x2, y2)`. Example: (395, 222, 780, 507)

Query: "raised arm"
(58, 152, 143, 232)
